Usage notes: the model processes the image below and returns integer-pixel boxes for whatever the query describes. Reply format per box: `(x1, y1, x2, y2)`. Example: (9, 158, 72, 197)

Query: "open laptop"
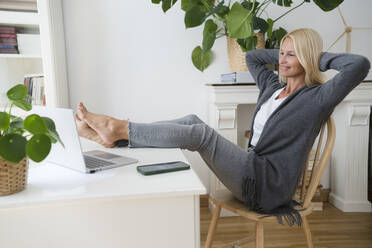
(30, 106, 138, 173)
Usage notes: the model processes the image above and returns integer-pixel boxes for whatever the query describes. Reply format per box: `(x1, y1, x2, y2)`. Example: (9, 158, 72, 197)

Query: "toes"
(74, 113, 82, 122)
(77, 106, 86, 119)
(79, 102, 88, 115)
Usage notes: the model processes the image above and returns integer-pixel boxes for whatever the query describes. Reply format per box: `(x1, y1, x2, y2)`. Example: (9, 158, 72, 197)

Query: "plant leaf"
(271, 0, 293, 7)
(313, 0, 343, 11)
(24, 114, 47, 134)
(266, 27, 287, 49)
(252, 16, 269, 34)
(226, 2, 253, 38)
(237, 35, 257, 52)
(273, 27, 287, 41)
(267, 18, 274, 39)
(0, 112, 10, 131)
(199, 0, 214, 13)
(12, 99, 32, 111)
(161, 0, 178, 13)
(284, 0, 293, 6)
(185, 5, 206, 28)
(0, 134, 26, 163)
(6, 84, 27, 101)
(8, 116, 24, 135)
(202, 19, 217, 51)
(42, 117, 64, 148)
(241, 0, 260, 12)
(192, 46, 213, 72)
(10, 119, 24, 129)
(214, 2, 229, 18)
(182, 0, 212, 13)
(181, 0, 189, 11)
(45, 132, 57, 144)
(10, 115, 23, 122)
(152, 0, 161, 4)
(26, 134, 51, 162)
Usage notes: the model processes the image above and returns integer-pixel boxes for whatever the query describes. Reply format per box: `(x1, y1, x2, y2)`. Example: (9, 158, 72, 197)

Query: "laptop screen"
(29, 106, 87, 173)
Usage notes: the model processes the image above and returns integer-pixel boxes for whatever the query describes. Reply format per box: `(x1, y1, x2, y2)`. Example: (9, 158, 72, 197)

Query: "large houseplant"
(0, 84, 63, 196)
(152, 0, 344, 71)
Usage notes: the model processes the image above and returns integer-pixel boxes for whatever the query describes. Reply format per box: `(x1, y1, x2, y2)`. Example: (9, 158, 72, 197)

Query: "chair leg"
(302, 216, 314, 248)
(204, 204, 222, 248)
(255, 222, 264, 248)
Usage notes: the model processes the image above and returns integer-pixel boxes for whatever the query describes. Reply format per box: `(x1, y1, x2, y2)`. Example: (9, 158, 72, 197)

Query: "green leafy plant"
(0, 84, 64, 163)
(152, 0, 344, 71)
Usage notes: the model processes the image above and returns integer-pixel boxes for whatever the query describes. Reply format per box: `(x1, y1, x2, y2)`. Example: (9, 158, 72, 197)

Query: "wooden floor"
(200, 199, 372, 248)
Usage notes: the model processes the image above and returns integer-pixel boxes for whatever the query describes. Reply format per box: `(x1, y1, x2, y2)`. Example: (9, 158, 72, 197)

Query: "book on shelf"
(0, 48, 18, 54)
(0, 37, 17, 45)
(0, 26, 19, 54)
(24, 74, 45, 106)
(0, 33, 16, 38)
(0, 27, 16, 34)
(0, 44, 17, 49)
(220, 71, 255, 83)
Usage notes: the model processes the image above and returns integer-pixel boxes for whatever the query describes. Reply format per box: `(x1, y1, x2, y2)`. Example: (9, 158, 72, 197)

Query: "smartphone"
(137, 161, 190, 176)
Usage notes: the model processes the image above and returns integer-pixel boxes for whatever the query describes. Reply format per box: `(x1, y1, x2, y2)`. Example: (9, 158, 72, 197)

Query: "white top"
(251, 88, 288, 146)
(0, 138, 206, 209)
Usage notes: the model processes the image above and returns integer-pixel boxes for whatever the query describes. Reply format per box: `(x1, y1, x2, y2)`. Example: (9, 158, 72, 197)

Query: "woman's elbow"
(356, 55, 371, 80)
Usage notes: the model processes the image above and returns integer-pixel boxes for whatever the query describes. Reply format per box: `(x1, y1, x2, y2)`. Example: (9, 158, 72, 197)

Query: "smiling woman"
(277, 38, 306, 98)
(279, 28, 326, 90)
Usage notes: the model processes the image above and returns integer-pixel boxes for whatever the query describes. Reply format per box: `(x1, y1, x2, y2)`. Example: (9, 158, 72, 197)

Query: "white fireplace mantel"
(207, 82, 372, 213)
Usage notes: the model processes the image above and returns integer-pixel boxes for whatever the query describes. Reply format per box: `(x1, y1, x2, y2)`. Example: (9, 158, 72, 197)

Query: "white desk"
(0, 138, 206, 248)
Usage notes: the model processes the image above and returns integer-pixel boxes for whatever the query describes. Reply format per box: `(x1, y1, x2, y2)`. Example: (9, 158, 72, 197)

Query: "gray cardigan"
(243, 49, 370, 224)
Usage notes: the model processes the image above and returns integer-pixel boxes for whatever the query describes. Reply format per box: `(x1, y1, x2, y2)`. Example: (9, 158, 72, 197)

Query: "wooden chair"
(205, 116, 336, 248)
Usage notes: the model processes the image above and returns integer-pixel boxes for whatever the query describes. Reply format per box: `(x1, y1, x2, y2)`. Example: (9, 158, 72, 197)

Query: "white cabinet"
(0, 0, 69, 108)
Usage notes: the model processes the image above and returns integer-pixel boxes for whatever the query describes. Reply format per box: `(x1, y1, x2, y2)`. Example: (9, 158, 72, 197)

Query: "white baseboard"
(329, 192, 372, 212)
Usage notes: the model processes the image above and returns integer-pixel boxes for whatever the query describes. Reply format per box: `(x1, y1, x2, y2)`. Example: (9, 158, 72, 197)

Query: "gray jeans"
(128, 114, 254, 202)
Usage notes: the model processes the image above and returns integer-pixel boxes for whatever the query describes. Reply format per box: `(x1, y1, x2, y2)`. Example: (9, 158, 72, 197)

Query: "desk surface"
(0, 138, 206, 209)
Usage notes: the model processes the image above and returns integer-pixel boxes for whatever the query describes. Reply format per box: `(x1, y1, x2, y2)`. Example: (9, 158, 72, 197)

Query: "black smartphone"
(136, 161, 190, 176)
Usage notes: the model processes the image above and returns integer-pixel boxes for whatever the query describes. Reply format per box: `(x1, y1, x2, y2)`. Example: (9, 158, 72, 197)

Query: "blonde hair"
(279, 28, 326, 86)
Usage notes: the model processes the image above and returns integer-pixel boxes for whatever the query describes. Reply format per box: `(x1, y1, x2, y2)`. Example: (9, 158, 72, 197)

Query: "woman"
(75, 28, 370, 226)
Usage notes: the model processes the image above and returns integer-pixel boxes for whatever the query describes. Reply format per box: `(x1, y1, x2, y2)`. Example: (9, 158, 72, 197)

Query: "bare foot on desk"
(75, 113, 115, 148)
(77, 102, 129, 144)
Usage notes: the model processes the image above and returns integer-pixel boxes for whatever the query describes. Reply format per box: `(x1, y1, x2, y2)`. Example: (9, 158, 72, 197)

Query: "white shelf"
(0, 54, 41, 59)
(0, 10, 39, 27)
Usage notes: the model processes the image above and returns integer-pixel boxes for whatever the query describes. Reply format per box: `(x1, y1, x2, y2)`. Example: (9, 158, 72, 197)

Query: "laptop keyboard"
(84, 155, 115, 169)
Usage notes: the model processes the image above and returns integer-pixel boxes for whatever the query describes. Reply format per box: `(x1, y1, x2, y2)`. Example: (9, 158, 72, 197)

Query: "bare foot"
(75, 113, 115, 148)
(77, 102, 128, 144)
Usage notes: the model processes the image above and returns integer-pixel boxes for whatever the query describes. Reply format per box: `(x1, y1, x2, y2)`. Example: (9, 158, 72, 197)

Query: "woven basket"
(226, 32, 265, 72)
(0, 157, 28, 196)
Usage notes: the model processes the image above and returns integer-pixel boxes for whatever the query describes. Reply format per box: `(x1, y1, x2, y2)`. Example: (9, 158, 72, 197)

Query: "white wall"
(62, 0, 372, 191)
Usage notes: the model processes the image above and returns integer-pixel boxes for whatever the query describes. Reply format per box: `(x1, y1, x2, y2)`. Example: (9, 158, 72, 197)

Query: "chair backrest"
(298, 116, 336, 209)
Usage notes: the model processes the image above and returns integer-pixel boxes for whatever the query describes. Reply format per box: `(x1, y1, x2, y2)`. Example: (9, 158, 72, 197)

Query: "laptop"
(30, 106, 138, 173)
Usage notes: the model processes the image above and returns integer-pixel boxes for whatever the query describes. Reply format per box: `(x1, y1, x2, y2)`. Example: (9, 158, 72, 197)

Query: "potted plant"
(152, 0, 344, 71)
(0, 84, 63, 196)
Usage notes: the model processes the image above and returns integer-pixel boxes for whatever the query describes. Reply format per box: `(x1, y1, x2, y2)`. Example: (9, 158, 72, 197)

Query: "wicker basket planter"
(227, 32, 265, 72)
(0, 157, 29, 196)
